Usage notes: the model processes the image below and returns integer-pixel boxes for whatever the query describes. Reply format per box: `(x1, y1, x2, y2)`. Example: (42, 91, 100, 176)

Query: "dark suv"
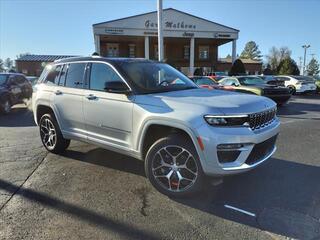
(0, 73, 33, 114)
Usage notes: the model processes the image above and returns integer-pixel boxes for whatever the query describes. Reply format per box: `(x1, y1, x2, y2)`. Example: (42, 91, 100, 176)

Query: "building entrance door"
(106, 43, 119, 57)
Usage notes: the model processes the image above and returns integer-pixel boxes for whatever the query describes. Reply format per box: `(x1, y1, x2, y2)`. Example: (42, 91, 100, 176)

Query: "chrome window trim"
(52, 60, 132, 91)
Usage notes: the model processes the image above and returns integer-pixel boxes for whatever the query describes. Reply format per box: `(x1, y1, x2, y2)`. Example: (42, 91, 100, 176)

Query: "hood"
(134, 88, 276, 116)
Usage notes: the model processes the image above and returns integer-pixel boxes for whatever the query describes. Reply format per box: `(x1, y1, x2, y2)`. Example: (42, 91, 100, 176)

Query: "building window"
(128, 44, 136, 58)
(199, 46, 209, 60)
(184, 45, 190, 59)
(106, 43, 119, 57)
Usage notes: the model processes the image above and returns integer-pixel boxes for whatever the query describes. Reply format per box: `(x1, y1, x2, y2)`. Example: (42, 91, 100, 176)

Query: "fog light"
(217, 143, 244, 150)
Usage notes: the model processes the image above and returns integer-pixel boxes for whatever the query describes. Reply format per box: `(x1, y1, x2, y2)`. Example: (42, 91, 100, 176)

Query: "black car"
(260, 75, 285, 87)
(0, 73, 33, 114)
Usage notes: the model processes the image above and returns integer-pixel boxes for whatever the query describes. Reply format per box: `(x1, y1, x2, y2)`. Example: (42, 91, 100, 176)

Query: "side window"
(89, 63, 123, 91)
(44, 65, 62, 85)
(65, 63, 86, 88)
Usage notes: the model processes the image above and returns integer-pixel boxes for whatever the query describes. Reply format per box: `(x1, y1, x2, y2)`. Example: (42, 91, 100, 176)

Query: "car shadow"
(0, 105, 36, 127)
(0, 179, 161, 240)
(62, 148, 320, 239)
(277, 97, 320, 116)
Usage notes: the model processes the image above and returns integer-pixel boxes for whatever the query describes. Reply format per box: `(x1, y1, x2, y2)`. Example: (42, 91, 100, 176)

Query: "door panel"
(52, 63, 86, 137)
(83, 62, 133, 148)
(83, 90, 133, 147)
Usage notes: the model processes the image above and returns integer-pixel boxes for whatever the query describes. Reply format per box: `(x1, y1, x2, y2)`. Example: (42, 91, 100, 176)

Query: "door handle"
(86, 94, 97, 100)
(55, 90, 62, 95)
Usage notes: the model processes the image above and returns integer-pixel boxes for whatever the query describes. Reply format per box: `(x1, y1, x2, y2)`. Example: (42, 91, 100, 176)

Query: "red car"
(189, 76, 223, 90)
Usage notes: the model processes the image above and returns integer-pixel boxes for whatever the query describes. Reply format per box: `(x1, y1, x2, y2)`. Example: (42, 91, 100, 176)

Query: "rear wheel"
(39, 113, 70, 153)
(145, 134, 204, 197)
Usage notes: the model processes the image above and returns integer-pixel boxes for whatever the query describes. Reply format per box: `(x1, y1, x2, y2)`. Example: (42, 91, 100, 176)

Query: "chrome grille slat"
(249, 108, 276, 130)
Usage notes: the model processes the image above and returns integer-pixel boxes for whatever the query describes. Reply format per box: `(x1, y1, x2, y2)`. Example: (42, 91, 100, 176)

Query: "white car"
(276, 75, 317, 94)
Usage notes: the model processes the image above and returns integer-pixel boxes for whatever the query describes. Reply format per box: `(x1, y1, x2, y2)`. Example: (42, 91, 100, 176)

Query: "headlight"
(204, 115, 249, 127)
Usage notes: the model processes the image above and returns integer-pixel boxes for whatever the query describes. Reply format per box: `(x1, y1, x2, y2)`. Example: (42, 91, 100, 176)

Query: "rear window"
(65, 63, 86, 88)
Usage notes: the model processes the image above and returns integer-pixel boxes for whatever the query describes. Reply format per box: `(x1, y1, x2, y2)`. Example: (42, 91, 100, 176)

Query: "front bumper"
(195, 118, 280, 176)
(296, 84, 317, 93)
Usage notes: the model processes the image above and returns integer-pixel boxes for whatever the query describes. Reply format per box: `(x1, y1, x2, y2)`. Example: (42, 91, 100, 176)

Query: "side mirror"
(104, 81, 131, 94)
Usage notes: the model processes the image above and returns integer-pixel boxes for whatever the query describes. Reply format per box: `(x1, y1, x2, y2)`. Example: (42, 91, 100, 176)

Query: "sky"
(0, 0, 319, 66)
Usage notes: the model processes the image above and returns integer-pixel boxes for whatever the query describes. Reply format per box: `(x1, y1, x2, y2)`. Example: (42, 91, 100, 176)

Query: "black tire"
(145, 134, 204, 198)
(1, 99, 11, 114)
(39, 113, 70, 154)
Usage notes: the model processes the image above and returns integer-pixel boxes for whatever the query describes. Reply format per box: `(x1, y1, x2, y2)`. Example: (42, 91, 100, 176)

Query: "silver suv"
(33, 57, 280, 197)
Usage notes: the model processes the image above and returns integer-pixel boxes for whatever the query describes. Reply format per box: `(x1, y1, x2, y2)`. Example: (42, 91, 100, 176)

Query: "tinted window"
(45, 65, 62, 85)
(89, 63, 123, 91)
(65, 63, 86, 88)
(0, 75, 8, 85)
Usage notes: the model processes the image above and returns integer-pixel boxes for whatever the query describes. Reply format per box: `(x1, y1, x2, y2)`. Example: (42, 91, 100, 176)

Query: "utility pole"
(157, 0, 164, 62)
(299, 57, 302, 73)
(302, 44, 310, 75)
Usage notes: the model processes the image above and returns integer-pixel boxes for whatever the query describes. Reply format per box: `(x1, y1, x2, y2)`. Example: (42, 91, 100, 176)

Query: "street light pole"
(157, 0, 164, 62)
(302, 44, 310, 75)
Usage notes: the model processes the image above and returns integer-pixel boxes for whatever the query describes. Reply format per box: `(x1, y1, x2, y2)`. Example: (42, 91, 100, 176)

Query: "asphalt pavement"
(0, 95, 320, 240)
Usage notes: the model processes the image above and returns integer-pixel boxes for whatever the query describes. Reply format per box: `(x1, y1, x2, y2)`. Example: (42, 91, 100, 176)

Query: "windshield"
(193, 77, 217, 86)
(119, 62, 198, 93)
(0, 75, 8, 85)
(238, 76, 265, 85)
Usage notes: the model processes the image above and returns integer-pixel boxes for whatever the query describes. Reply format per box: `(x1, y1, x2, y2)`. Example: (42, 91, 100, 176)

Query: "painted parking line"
(224, 204, 256, 217)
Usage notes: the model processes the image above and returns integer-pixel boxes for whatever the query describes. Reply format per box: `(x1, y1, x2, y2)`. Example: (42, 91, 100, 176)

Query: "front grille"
(249, 108, 277, 130)
(246, 135, 278, 165)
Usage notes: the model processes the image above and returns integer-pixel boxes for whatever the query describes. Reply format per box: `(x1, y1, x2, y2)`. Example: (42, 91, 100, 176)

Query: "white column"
(189, 37, 195, 75)
(144, 36, 149, 59)
(157, 0, 164, 61)
(94, 34, 100, 55)
(232, 39, 237, 64)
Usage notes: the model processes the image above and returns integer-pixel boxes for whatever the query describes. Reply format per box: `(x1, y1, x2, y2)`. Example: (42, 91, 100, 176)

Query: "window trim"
(47, 61, 132, 91)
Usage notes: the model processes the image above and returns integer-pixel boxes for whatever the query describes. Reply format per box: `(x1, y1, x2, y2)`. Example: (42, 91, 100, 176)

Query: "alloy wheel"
(40, 118, 57, 150)
(152, 145, 198, 192)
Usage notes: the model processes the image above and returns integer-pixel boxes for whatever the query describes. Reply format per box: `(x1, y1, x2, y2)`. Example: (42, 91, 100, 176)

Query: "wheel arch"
(138, 120, 203, 163)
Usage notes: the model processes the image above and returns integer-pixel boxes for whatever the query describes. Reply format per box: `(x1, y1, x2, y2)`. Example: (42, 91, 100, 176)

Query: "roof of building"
(93, 8, 239, 32)
(219, 58, 262, 64)
(16, 55, 77, 62)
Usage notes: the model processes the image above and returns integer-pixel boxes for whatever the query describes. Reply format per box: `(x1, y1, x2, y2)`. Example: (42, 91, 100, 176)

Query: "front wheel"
(145, 134, 204, 197)
(288, 85, 296, 95)
(1, 99, 11, 114)
(39, 113, 70, 154)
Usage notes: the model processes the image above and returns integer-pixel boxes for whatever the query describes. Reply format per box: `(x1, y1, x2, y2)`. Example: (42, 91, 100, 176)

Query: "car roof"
(0, 73, 25, 76)
(54, 56, 157, 64)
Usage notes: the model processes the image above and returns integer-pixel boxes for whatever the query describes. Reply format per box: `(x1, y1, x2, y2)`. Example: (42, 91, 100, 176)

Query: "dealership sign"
(145, 20, 196, 29)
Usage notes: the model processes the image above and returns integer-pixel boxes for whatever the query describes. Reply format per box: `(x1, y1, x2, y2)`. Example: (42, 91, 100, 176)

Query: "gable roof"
(16, 55, 77, 62)
(93, 8, 239, 32)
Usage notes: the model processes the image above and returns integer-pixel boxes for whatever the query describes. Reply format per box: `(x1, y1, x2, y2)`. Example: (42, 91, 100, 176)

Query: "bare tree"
(266, 46, 292, 72)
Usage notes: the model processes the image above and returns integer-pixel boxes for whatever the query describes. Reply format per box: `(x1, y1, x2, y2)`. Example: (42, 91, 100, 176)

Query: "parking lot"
(0, 95, 319, 240)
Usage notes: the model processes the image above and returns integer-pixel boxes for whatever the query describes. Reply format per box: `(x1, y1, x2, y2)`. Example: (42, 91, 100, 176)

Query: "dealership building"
(93, 8, 261, 75)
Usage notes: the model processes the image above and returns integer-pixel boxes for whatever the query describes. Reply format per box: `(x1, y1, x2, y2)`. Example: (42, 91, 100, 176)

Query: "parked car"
(189, 76, 222, 90)
(315, 77, 320, 93)
(0, 73, 33, 114)
(33, 57, 280, 197)
(218, 76, 291, 105)
(260, 75, 285, 87)
(276, 75, 317, 94)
